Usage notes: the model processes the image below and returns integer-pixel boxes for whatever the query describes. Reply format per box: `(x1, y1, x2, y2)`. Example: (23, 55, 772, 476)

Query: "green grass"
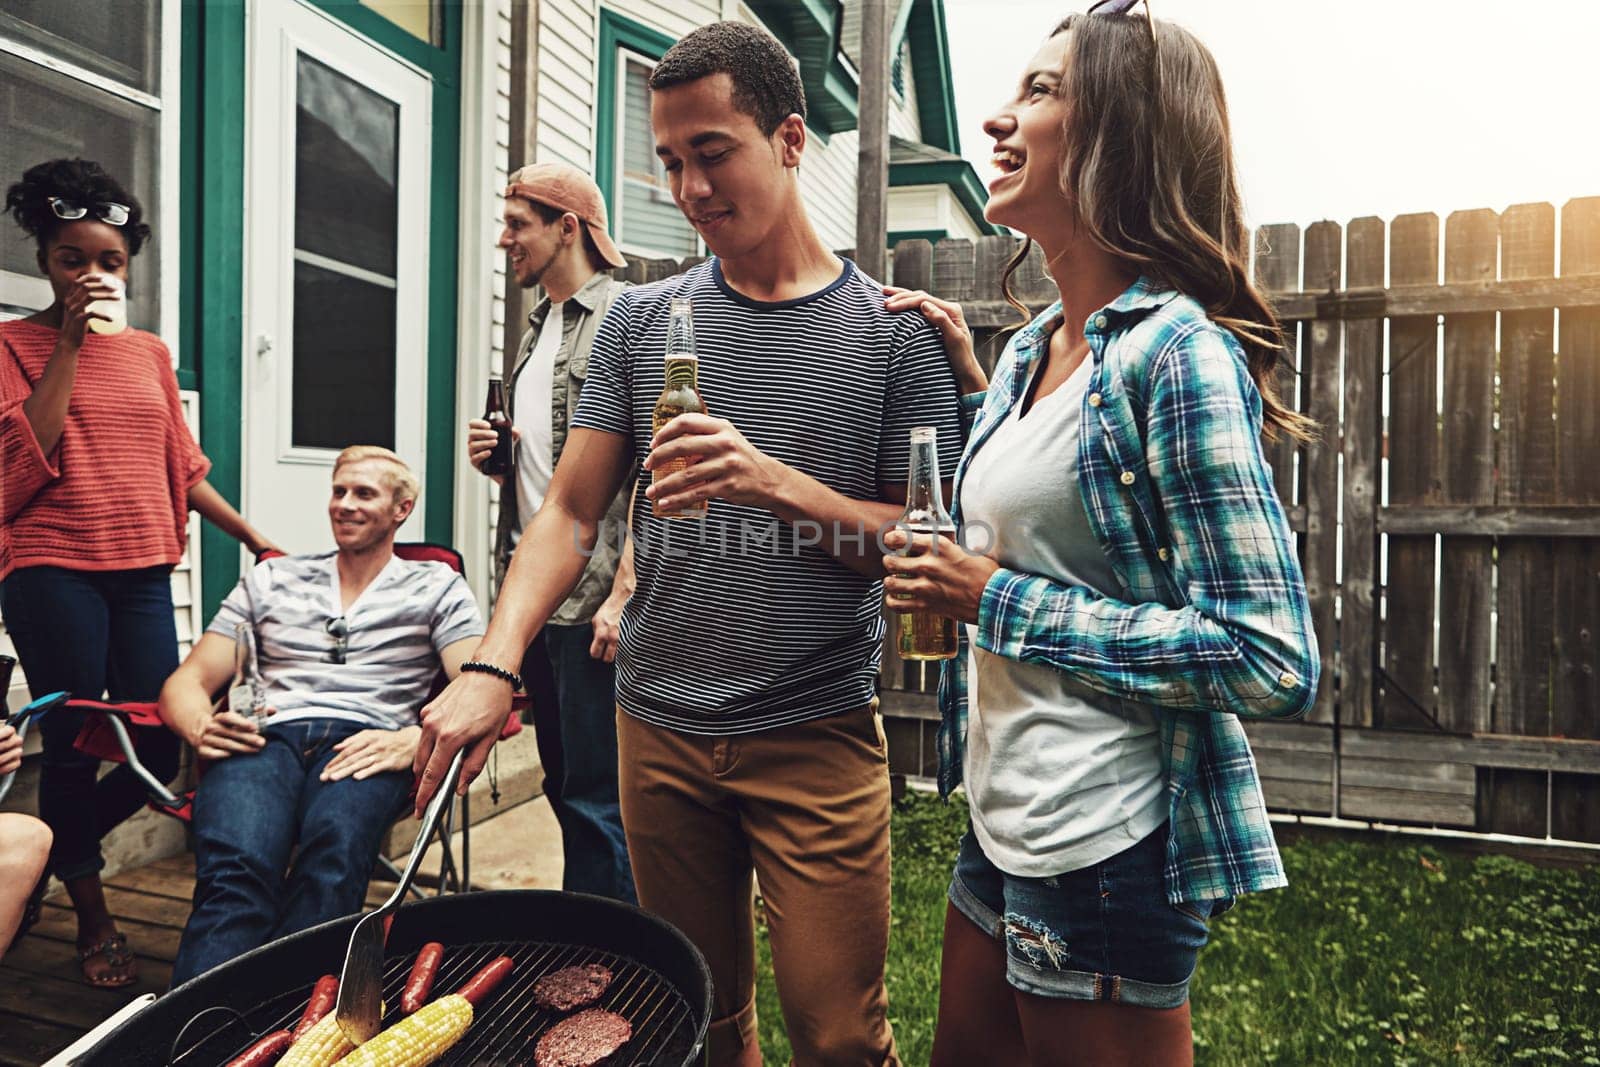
(752, 792, 1600, 1066)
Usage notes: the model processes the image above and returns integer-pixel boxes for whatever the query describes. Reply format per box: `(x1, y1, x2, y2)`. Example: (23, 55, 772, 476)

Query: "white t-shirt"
(958, 354, 1168, 877)
(514, 301, 563, 533)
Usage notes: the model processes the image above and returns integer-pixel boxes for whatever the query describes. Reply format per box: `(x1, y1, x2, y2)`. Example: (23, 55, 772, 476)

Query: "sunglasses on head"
(1088, 0, 1158, 52)
(48, 196, 131, 227)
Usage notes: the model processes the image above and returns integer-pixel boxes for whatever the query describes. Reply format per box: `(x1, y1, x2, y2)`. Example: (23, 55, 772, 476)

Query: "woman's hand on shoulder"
(883, 285, 989, 395)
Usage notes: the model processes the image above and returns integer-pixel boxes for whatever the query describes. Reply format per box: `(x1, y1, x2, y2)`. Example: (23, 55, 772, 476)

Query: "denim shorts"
(948, 822, 1211, 1008)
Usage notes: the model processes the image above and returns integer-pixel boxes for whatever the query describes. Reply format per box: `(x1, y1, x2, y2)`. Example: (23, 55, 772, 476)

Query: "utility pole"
(856, 0, 891, 282)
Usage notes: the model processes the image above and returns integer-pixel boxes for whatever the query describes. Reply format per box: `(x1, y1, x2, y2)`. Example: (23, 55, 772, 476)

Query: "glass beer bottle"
(651, 297, 707, 519)
(481, 371, 514, 478)
(893, 426, 958, 660)
(226, 623, 268, 728)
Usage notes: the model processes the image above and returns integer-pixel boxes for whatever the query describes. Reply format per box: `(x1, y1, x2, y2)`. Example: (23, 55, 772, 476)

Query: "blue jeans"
(522, 623, 635, 902)
(0, 565, 182, 882)
(171, 719, 412, 986)
(949, 822, 1212, 1008)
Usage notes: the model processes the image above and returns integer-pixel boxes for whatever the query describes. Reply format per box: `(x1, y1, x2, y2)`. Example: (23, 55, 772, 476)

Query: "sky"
(943, 0, 1600, 231)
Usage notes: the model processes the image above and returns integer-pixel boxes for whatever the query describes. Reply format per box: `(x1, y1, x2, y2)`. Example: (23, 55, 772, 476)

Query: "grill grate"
(198, 939, 695, 1066)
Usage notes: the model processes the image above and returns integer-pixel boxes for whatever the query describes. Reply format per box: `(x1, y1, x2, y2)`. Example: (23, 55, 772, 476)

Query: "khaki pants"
(617, 705, 901, 1067)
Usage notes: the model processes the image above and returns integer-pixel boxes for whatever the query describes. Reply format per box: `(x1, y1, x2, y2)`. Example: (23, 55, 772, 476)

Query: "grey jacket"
(495, 271, 633, 626)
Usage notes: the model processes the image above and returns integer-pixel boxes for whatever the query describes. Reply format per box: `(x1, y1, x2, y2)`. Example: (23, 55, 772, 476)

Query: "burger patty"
(533, 1009, 633, 1067)
(531, 963, 614, 1013)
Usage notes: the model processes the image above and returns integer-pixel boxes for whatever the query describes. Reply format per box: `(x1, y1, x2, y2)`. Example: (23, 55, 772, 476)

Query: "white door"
(245, 0, 431, 553)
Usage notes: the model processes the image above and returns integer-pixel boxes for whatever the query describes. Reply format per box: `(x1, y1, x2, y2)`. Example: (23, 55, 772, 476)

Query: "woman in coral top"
(0, 159, 277, 988)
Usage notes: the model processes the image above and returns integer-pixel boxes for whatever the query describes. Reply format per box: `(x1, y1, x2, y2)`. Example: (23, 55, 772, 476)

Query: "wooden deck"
(0, 854, 390, 1066)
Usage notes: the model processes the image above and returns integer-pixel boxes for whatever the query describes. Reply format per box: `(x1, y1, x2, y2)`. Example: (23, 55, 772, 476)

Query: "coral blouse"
(0, 321, 210, 580)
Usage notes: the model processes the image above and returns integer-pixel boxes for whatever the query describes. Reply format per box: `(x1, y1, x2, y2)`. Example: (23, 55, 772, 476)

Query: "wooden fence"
(615, 202, 1600, 845)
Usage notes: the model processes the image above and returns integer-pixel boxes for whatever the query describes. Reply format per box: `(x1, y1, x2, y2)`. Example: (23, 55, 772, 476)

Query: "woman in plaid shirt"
(882, 5, 1318, 1064)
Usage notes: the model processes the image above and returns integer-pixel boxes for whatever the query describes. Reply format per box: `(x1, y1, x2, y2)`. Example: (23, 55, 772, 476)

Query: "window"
(0, 0, 167, 331)
(290, 53, 400, 449)
(614, 51, 698, 259)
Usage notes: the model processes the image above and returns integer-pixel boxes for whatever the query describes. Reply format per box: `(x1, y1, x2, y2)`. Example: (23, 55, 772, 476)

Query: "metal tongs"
(334, 748, 466, 1043)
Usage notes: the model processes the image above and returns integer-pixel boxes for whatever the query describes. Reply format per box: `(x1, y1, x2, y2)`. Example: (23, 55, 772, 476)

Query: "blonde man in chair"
(159, 447, 484, 986)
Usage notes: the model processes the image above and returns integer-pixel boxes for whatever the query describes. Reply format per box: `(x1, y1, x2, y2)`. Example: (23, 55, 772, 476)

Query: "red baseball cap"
(506, 162, 629, 269)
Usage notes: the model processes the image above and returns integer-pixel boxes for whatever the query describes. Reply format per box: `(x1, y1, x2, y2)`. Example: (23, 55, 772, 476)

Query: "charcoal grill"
(72, 890, 711, 1067)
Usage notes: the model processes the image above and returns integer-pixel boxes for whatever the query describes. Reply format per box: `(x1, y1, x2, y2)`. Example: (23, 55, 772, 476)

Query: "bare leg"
(1015, 992, 1193, 1067)
(931, 904, 1027, 1067)
(66, 873, 137, 987)
(0, 815, 51, 958)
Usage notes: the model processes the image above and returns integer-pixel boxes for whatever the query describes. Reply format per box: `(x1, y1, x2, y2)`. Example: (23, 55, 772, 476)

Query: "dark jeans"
(0, 565, 182, 882)
(171, 718, 412, 986)
(522, 623, 635, 903)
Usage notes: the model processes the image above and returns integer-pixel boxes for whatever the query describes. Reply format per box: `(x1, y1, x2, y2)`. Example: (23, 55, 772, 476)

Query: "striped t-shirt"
(207, 552, 484, 731)
(572, 257, 963, 734)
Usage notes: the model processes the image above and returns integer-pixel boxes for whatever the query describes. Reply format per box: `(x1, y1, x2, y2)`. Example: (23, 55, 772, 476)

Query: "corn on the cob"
(278, 1011, 357, 1067)
(337, 995, 474, 1067)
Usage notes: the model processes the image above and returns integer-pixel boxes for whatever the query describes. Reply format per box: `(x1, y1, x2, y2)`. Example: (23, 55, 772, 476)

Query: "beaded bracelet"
(459, 660, 523, 690)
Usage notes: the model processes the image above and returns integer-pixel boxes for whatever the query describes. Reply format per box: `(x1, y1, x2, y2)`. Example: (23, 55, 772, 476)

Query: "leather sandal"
(78, 932, 138, 989)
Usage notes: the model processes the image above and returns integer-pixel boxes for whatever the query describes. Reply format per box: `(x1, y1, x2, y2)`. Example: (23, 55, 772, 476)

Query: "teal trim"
(595, 9, 677, 222)
(745, 0, 858, 134)
(422, 3, 464, 546)
(189, 0, 247, 620)
(889, 159, 1004, 236)
(888, 228, 947, 246)
(905, 0, 960, 154)
(177, 0, 200, 383)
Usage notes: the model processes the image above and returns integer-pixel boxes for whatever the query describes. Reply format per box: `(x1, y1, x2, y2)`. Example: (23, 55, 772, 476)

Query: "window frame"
(610, 46, 701, 261)
(0, 0, 181, 367)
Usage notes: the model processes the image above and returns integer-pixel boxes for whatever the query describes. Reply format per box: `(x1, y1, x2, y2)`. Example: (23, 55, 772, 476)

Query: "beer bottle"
(482, 371, 514, 478)
(651, 297, 707, 519)
(226, 623, 268, 727)
(891, 427, 958, 660)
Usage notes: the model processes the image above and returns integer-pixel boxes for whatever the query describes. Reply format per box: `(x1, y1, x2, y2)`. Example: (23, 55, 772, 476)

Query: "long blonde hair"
(1002, 12, 1315, 442)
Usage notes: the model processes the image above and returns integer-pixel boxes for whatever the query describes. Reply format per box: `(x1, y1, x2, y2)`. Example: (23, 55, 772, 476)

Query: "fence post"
(1302, 221, 1341, 726)
(1552, 197, 1600, 842)
(1381, 213, 1441, 730)
(1436, 209, 1498, 734)
(1340, 217, 1383, 729)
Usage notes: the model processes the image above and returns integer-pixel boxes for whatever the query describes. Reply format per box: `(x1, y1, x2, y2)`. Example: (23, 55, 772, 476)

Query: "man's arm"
(437, 636, 478, 680)
(159, 633, 265, 760)
(413, 427, 634, 811)
(589, 497, 637, 662)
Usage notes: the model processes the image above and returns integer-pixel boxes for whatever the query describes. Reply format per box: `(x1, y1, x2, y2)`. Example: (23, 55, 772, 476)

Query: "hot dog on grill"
(400, 942, 445, 1014)
(224, 1029, 293, 1067)
(456, 955, 515, 1007)
(290, 974, 338, 1041)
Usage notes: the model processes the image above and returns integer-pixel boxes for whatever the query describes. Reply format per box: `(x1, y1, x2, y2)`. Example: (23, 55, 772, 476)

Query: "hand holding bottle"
(467, 417, 521, 485)
(189, 710, 267, 761)
(0, 723, 23, 777)
(882, 527, 998, 629)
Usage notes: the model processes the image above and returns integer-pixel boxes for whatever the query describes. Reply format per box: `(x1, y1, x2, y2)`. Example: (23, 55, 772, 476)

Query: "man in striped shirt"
(416, 23, 961, 1066)
(160, 447, 483, 985)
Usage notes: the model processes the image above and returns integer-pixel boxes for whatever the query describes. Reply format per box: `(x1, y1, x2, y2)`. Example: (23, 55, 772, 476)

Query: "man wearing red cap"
(464, 162, 636, 903)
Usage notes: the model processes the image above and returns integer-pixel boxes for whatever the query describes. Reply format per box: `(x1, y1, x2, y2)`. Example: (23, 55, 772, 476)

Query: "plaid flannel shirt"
(938, 277, 1319, 905)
